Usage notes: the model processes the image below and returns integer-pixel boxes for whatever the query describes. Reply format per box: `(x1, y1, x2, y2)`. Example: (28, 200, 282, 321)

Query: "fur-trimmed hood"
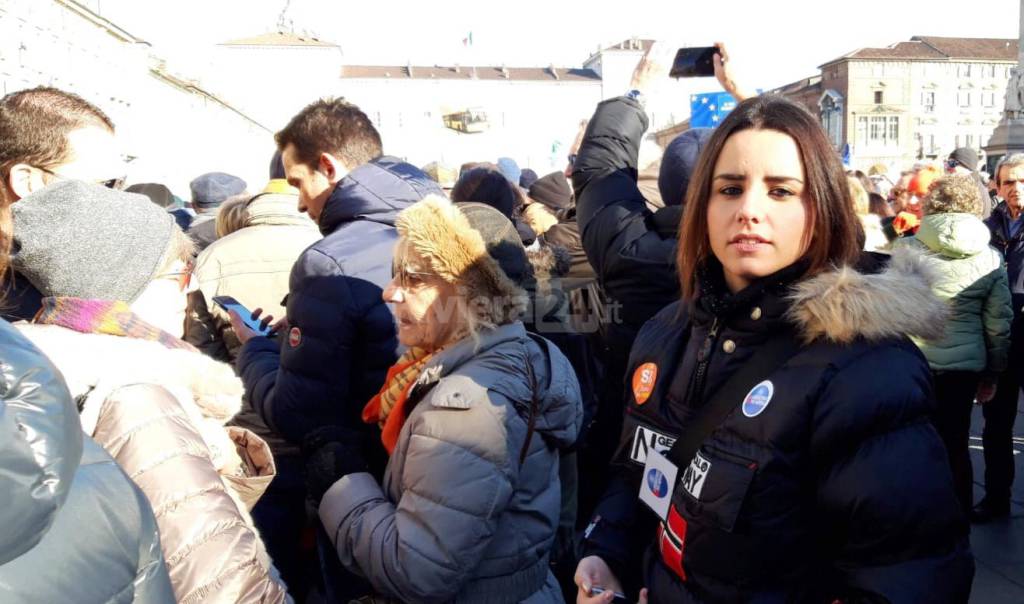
(14, 323, 243, 472)
(786, 246, 948, 344)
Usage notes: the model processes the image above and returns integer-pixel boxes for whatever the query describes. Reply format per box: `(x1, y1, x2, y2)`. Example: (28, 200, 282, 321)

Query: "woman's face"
(383, 252, 457, 351)
(707, 128, 811, 294)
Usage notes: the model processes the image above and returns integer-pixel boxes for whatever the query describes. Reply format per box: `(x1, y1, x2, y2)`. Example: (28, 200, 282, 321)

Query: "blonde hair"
(522, 203, 559, 235)
(154, 226, 196, 276)
(848, 176, 869, 215)
(215, 194, 251, 238)
(924, 175, 983, 217)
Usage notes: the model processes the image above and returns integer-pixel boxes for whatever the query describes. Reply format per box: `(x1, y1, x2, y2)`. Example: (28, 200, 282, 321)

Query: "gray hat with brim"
(12, 180, 176, 303)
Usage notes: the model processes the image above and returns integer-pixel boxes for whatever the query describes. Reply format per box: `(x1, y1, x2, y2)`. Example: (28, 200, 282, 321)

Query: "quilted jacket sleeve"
(810, 341, 973, 603)
(981, 261, 1013, 374)
(238, 248, 360, 444)
(319, 394, 517, 604)
(571, 96, 678, 323)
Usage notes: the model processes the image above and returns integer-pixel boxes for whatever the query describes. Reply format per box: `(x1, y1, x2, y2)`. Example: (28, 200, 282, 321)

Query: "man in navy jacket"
(230, 98, 441, 599)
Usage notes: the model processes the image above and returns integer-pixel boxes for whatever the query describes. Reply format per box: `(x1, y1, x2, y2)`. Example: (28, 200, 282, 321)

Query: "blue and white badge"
(639, 448, 678, 520)
(741, 380, 774, 418)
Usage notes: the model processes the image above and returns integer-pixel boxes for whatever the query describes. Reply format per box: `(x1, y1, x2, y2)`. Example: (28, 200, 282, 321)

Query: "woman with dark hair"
(575, 95, 973, 603)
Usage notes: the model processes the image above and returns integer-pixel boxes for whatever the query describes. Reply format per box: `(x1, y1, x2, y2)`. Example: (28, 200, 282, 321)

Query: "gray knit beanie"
(12, 180, 177, 302)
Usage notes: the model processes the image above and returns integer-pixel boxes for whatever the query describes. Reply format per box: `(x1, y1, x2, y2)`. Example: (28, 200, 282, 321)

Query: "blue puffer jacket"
(237, 157, 443, 449)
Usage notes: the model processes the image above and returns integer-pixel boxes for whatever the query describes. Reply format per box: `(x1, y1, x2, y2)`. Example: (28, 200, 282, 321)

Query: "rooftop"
(822, 35, 1018, 66)
(340, 64, 600, 82)
(220, 31, 339, 48)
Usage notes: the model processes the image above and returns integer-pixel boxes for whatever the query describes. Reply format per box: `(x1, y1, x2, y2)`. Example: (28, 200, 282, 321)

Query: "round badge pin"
(288, 327, 302, 348)
(632, 362, 658, 405)
(646, 468, 669, 498)
(741, 380, 774, 418)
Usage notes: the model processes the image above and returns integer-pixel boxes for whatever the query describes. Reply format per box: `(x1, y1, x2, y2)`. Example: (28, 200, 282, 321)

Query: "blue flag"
(690, 92, 737, 128)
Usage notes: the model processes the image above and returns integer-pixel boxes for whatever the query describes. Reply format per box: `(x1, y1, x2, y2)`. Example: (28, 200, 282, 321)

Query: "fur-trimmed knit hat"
(924, 174, 983, 217)
(395, 195, 527, 326)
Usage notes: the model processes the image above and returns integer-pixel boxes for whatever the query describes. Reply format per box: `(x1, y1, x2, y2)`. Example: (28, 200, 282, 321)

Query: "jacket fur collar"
(786, 246, 948, 344)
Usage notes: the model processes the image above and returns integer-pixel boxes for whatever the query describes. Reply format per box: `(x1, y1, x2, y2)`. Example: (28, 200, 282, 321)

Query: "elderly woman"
(894, 174, 1012, 517)
(575, 95, 973, 603)
(311, 195, 583, 603)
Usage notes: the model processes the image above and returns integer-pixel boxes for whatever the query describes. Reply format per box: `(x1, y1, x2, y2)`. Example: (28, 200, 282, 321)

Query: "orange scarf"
(363, 347, 432, 455)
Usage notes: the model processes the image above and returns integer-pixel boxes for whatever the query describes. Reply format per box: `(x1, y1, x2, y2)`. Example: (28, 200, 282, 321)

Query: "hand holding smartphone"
(212, 295, 273, 336)
(588, 586, 631, 603)
(669, 45, 719, 78)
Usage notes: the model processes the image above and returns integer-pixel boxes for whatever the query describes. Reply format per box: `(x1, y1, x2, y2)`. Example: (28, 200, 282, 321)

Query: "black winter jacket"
(236, 157, 442, 453)
(582, 249, 974, 603)
(571, 97, 681, 474)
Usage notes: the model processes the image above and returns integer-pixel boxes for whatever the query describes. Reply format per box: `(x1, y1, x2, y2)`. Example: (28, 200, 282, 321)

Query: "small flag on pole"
(463, 32, 473, 47)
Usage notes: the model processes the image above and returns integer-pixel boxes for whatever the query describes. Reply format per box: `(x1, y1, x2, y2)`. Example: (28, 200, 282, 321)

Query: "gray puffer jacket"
(0, 319, 174, 603)
(320, 321, 583, 604)
(896, 212, 1013, 373)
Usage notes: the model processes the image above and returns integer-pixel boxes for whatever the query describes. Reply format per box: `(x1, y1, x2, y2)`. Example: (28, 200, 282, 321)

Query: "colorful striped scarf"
(33, 297, 196, 352)
(362, 347, 432, 455)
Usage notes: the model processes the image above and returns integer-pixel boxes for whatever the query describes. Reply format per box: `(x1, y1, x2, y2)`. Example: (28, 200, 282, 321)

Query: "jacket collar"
(318, 156, 444, 236)
(246, 192, 315, 228)
(690, 247, 947, 346)
(414, 322, 528, 391)
(786, 246, 947, 344)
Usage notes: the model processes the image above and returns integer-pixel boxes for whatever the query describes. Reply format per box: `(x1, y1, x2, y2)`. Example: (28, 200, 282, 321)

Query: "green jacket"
(897, 213, 1012, 373)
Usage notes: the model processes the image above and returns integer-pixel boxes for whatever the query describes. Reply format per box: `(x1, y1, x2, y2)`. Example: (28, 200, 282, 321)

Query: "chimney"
(549, 64, 559, 80)
(471, 65, 478, 79)
(454, 63, 460, 74)
(500, 64, 509, 79)
(406, 61, 413, 77)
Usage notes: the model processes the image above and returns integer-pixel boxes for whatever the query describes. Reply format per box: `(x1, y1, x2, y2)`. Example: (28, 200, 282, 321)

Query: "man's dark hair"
(0, 86, 115, 181)
(275, 98, 382, 169)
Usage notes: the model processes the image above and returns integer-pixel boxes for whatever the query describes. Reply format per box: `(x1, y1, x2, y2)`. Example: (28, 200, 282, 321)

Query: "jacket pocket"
(677, 445, 757, 533)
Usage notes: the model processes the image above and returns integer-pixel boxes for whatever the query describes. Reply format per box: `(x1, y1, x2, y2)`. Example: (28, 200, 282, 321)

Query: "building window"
(928, 134, 936, 153)
(984, 92, 995, 107)
(857, 115, 899, 147)
(874, 90, 883, 104)
(958, 64, 972, 78)
(989, 64, 997, 78)
(958, 91, 971, 107)
(922, 91, 935, 113)
(955, 134, 961, 148)
(966, 134, 975, 148)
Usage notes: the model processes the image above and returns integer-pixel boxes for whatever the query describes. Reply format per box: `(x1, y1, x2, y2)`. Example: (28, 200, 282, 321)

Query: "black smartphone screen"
(669, 46, 718, 78)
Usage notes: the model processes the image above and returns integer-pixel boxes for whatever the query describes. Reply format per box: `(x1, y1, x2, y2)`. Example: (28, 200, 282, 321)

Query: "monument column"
(984, 0, 1024, 170)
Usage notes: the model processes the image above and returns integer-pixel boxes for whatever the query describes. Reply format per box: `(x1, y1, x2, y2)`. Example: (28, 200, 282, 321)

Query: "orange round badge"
(632, 362, 658, 405)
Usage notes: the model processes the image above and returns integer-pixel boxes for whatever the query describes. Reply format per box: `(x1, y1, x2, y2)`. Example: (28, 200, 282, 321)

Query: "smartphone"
(212, 295, 272, 336)
(669, 46, 718, 78)
(588, 586, 631, 603)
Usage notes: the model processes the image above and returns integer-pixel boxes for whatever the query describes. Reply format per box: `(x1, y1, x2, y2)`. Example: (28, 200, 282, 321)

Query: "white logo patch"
(630, 426, 677, 465)
(680, 451, 712, 500)
(741, 380, 774, 418)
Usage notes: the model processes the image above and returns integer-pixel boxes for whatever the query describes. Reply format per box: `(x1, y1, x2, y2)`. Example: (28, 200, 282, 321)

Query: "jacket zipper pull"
(698, 318, 720, 362)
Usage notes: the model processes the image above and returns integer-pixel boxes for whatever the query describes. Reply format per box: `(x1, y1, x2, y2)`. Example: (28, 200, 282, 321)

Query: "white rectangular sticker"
(639, 448, 678, 521)
(680, 451, 712, 501)
(630, 426, 677, 465)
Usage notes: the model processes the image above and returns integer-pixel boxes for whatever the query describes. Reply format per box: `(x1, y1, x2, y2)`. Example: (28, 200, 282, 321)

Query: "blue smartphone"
(212, 295, 272, 336)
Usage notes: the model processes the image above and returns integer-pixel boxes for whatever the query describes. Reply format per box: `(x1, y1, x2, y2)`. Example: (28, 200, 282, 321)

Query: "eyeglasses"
(391, 259, 433, 290)
(567, 154, 578, 167)
(156, 262, 193, 292)
(37, 166, 126, 190)
(946, 159, 961, 171)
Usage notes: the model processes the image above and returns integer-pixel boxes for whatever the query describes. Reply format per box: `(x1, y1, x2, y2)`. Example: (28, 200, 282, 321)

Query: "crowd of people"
(0, 41, 1020, 604)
